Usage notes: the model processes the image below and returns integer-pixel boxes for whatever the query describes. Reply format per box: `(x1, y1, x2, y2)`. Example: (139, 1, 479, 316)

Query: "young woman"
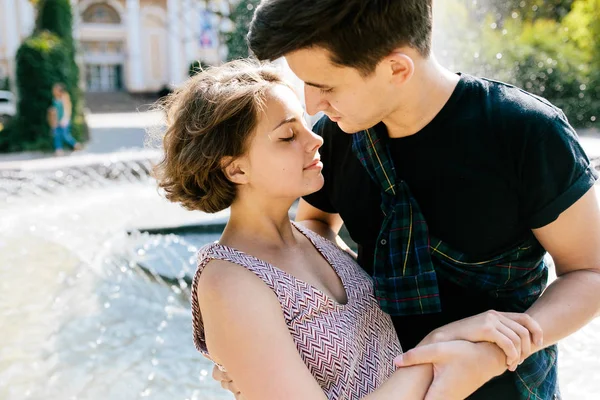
(153, 60, 542, 400)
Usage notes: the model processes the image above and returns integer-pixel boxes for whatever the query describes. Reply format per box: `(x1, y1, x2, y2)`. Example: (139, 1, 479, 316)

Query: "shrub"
(13, 31, 71, 151)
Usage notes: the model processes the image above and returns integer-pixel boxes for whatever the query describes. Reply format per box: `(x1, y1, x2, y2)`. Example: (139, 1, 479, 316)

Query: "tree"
(475, 0, 575, 23)
(225, 0, 261, 60)
(5, 0, 87, 152)
(11, 32, 71, 151)
(36, 0, 84, 139)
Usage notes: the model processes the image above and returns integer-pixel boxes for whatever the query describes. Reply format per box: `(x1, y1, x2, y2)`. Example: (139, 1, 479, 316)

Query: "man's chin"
(335, 120, 365, 135)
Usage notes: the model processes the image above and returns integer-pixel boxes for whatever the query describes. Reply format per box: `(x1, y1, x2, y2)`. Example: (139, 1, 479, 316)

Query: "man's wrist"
(476, 342, 508, 377)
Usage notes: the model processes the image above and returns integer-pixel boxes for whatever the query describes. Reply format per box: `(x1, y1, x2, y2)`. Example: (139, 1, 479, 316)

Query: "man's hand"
(421, 310, 543, 371)
(212, 365, 244, 399)
(394, 340, 507, 400)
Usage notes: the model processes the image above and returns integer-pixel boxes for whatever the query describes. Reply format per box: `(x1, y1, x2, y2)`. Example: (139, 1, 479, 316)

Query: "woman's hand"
(420, 310, 543, 371)
(394, 340, 507, 400)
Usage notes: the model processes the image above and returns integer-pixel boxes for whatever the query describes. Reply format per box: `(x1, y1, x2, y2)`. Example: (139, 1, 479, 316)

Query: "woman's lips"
(304, 159, 323, 170)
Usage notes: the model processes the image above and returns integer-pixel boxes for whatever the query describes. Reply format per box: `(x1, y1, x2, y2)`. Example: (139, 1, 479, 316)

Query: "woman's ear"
(221, 156, 249, 185)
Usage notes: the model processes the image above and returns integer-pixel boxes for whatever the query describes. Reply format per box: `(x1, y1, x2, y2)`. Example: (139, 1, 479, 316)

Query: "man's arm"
(47, 107, 58, 129)
(526, 185, 600, 351)
(295, 199, 357, 257)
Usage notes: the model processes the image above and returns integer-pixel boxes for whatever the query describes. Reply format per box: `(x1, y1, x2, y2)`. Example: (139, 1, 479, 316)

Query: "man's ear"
(385, 50, 415, 87)
(221, 156, 249, 185)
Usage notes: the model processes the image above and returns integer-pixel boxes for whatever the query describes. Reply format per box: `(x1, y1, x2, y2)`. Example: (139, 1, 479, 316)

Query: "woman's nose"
(306, 128, 323, 152)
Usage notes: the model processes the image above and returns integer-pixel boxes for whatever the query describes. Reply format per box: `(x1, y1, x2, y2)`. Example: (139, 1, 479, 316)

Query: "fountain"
(0, 154, 233, 400)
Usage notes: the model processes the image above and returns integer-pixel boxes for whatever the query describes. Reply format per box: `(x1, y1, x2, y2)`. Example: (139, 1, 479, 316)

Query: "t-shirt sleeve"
(302, 117, 338, 214)
(519, 111, 598, 229)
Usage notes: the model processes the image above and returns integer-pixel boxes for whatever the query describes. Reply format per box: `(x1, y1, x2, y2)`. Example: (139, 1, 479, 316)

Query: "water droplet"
(496, 53, 502, 60)
(490, 23, 497, 29)
(580, 84, 587, 91)
(158, 320, 167, 331)
(200, 369, 208, 376)
(104, 302, 111, 308)
(591, 116, 596, 122)
(512, 12, 519, 19)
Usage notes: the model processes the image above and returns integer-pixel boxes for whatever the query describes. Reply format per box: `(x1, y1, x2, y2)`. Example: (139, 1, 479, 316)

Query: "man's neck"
(383, 59, 459, 139)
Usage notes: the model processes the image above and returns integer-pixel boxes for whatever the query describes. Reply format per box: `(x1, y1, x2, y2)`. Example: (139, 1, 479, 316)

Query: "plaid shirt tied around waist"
(351, 128, 558, 399)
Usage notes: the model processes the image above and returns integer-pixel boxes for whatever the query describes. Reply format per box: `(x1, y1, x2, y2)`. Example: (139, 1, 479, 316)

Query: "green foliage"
(470, 0, 574, 23)
(225, 0, 261, 61)
(37, 0, 83, 138)
(0, 77, 9, 91)
(438, 0, 599, 127)
(5, 0, 87, 153)
(11, 31, 70, 152)
(37, 0, 74, 50)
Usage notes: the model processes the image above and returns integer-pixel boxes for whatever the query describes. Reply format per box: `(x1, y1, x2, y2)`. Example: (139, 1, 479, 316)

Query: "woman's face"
(239, 84, 324, 201)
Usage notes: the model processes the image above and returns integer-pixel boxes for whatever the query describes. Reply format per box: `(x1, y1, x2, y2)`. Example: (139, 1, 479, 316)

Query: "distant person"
(50, 83, 81, 156)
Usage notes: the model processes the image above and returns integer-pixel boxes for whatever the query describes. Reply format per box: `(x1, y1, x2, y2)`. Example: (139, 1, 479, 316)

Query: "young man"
(214, 1, 600, 399)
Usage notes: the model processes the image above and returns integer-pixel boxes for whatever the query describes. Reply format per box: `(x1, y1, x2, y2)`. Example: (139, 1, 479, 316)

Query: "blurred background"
(0, 0, 599, 399)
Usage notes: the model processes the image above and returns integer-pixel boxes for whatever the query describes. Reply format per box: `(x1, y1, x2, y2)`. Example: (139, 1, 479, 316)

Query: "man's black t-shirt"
(303, 73, 598, 351)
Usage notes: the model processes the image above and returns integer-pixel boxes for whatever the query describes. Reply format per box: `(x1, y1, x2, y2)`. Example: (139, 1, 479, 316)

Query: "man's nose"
(304, 85, 328, 116)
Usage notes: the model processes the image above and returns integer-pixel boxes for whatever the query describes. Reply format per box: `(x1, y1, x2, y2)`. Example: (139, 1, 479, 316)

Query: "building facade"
(0, 0, 230, 93)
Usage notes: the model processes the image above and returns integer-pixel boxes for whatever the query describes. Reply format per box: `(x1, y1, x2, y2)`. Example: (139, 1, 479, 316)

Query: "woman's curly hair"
(153, 59, 285, 213)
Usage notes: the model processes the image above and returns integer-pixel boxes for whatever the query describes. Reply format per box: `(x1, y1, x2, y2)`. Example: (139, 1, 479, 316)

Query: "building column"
(126, 0, 144, 91)
(2, 0, 20, 90)
(18, 0, 35, 37)
(70, 0, 86, 89)
(183, 0, 196, 68)
(167, 0, 184, 86)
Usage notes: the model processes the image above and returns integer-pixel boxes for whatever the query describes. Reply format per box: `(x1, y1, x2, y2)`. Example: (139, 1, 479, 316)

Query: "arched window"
(82, 3, 121, 24)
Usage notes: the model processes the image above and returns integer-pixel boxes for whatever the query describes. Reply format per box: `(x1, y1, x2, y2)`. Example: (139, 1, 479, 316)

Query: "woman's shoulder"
(191, 246, 286, 360)
(195, 243, 279, 309)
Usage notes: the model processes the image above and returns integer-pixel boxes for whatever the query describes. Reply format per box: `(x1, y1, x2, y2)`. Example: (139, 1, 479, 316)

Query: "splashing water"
(0, 156, 232, 400)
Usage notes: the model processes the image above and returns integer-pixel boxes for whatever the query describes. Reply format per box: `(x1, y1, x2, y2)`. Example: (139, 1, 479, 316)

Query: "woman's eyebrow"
(271, 116, 297, 132)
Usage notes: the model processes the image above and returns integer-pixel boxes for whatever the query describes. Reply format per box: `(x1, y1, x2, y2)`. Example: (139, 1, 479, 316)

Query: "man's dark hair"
(248, 0, 433, 76)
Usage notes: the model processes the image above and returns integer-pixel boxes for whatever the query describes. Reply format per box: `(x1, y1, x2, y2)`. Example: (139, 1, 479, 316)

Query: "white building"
(0, 0, 232, 93)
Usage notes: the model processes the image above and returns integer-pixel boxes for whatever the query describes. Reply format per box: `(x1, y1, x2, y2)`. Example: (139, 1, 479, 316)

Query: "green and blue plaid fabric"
(351, 127, 558, 399)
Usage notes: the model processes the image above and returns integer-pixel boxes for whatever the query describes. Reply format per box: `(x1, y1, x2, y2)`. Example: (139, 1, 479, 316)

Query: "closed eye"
(281, 130, 296, 142)
(319, 87, 334, 94)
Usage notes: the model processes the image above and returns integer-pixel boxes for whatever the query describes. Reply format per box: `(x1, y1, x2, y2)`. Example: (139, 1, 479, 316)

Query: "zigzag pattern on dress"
(191, 221, 402, 399)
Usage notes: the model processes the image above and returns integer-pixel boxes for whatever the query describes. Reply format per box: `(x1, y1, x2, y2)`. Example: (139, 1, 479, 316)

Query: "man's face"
(285, 47, 399, 134)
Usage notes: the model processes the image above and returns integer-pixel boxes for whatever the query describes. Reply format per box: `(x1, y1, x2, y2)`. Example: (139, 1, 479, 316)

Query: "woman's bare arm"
(198, 260, 330, 400)
(198, 259, 432, 400)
